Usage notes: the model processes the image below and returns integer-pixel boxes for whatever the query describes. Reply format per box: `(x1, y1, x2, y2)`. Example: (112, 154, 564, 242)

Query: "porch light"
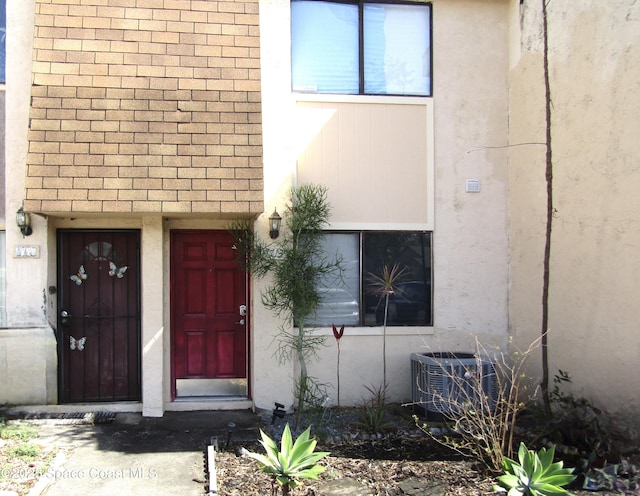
(16, 207, 33, 236)
(268, 208, 282, 239)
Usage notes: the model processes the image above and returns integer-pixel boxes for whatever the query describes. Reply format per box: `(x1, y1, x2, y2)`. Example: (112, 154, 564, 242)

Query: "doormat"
(2, 411, 116, 425)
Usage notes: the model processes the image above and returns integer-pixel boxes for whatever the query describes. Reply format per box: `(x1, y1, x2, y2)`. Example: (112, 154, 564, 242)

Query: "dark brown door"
(58, 230, 141, 403)
(171, 230, 247, 396)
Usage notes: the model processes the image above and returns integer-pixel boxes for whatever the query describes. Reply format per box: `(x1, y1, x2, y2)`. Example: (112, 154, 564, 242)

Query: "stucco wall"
(257, 0, 510, 409)
(0, 0, 55, 406)
(4, 0, 49, 332)
(4, 0, 512, 412)
(0, 328, 57, 404)
(508, 0, 640, 422)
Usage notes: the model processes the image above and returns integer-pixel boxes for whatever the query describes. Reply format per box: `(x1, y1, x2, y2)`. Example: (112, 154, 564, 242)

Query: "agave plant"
(494, 442, 576, 496)
(246, 423, 329, 495)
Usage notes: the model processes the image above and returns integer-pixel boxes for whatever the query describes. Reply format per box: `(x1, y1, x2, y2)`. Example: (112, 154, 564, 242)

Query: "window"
(311, 231, 432, 326)
(0, 0, 5, 83)
(0, 231, 6, 327)
(291, 1, 432, 96)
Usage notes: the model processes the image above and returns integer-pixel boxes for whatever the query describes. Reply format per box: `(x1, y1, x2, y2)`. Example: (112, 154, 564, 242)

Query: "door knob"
(61, 310, 72, 318)
(235, 319, 245, 325)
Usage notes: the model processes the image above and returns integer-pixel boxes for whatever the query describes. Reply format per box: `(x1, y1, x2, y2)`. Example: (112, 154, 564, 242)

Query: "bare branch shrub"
(411, 336, 542, 473)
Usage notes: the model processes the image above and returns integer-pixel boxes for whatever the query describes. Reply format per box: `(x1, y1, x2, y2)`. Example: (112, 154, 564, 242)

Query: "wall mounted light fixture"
(16, 207, 33, 236)
(268, 208, 282, 239)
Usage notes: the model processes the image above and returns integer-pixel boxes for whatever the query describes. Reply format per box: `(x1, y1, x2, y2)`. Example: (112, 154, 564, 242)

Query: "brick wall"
(25, 0, 263, 215)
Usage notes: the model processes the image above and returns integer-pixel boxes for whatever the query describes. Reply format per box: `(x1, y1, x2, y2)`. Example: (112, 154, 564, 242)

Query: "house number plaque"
(14, 245, 41, 258)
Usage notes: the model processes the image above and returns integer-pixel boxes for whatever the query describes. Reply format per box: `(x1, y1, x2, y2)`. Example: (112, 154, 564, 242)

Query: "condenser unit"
(411, 352, 497, 420)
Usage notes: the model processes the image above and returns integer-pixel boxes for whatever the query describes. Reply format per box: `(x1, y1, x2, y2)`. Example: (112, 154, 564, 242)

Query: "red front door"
(171, 230, 248, 398)
(58, 230, 141, 403)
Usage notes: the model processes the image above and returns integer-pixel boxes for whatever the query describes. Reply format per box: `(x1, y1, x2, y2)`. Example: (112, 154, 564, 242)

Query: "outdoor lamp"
(16, 207, 33, 236)
(268, 208, 282, 239)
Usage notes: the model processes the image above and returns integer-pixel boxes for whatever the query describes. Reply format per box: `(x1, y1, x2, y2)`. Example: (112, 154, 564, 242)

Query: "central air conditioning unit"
(411, 352, 497, 420)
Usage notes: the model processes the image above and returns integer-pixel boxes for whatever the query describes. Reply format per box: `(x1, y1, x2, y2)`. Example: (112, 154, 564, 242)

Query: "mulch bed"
(215, 433, 498, 495)
(213, 406, 625, 496)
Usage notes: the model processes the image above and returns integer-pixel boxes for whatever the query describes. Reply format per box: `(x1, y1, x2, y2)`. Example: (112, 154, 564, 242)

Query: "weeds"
(530, 369, 632, 482)
(548, 370, 609, 455)
(1, 420, 41, 462)
(0, 417, 58, 495)
(353, 384, 394, 434)
(0, 422, 39, 442)
(583, 459, 640, 493)
(8, 443, 41, 461)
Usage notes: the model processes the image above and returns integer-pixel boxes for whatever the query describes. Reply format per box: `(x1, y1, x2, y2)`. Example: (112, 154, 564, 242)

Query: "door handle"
(61, 310, 72, 318)
(235, 319, 245, 325)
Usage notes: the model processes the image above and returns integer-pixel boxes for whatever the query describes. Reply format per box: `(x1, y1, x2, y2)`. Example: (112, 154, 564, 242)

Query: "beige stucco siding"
(509, 0, 640, 420)
(2, 0, 637, 422)
(432, 0, 509, 342)
(258, 0, 510, 407)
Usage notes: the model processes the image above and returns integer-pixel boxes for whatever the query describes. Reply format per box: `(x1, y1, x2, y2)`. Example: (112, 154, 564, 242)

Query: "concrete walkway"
(9, 410, 261, 496)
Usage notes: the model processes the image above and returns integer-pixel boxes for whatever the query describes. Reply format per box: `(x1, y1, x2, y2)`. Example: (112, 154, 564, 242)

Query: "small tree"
(229, 184, 342, 424)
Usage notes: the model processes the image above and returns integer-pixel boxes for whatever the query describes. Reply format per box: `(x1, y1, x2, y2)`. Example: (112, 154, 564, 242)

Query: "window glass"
(364, 3, 431, 96)
(291, 1, 359, 94)
(312, 233, 360, 326)
(363, 232, 431, 326)
(0, 231, 6, 327)
(0, 0, 5, 84)
(1, 89, 5, 221)
(309, 231, 432, 327)
(291, 0, 432, 96)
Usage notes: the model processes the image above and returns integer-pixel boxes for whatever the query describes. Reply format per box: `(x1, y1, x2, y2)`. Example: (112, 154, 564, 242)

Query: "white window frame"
(0, 231, 6, 327)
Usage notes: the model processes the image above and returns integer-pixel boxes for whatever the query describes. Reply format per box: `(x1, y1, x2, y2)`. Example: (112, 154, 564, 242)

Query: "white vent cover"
(411, 352, 497, 419)
(465, 179, 481, 193)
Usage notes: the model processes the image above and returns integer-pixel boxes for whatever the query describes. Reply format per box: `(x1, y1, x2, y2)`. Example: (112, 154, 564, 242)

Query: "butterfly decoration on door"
(108, 262, 128, 279)
(70, 336, 87, 351)
(70, 265, 88, 285)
